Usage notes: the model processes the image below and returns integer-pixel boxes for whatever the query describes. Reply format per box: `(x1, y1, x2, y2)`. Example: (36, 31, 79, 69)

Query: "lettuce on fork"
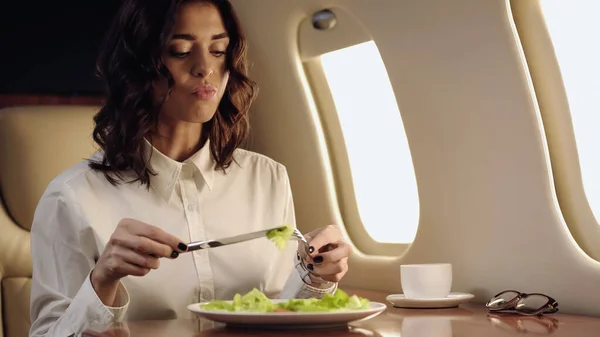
(200, 288, 371, 313)
(266, 225, 294, 250)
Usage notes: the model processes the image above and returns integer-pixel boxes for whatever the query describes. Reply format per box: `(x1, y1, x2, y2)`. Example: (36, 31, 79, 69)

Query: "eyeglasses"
(486, 290, 558, 316)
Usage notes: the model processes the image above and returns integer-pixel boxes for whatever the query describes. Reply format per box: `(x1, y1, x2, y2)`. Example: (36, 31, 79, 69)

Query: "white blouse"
(29, 140, 335, 337)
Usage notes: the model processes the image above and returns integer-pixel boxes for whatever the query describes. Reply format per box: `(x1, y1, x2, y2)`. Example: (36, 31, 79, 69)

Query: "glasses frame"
(486, 290, 559, 316)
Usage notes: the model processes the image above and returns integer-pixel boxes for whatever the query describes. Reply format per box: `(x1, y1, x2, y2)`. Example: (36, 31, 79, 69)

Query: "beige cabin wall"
(229, 0, 600, 316)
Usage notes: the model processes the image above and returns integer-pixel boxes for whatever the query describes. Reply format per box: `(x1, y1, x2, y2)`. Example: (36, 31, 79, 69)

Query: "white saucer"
(386, 292, 474, 309)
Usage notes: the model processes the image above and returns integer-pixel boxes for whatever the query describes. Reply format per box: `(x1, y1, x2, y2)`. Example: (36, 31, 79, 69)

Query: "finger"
(306, 225, 341, 257)
(299, 242, 336, 263)
(303, 233, 313, 242)
(108, 233, 178, 259)
(312, 241, 352, 264)
(114, 246, 160, 270)
(123, 219, 188, 252)
(310, 258, 348, 283)
(321, 272, 347, 283)
(317, 243, 336, 254)
(298, 243, 312, 261)
(310, 258, 346, 276)
(105, 257, 151, 278)
(119, 263, 151, 277)
(126, 236, 176, 259)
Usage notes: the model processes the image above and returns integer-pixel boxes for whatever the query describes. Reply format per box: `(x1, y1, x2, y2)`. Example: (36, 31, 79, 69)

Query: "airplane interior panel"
(230, 0, 600, 315)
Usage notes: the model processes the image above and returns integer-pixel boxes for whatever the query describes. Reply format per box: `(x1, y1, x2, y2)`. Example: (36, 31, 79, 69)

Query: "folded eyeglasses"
(486, 290, 558, 316)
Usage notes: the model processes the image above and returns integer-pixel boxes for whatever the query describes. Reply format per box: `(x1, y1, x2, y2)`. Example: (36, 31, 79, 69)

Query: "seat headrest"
(0, 105, 99, 231)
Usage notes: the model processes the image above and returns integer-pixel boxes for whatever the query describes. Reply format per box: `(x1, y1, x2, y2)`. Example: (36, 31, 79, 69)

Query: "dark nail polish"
(178, 242, 188, 251)
(313, 256, 323, 264)
(309, 246, 315, 253)
(171, 250, 179, 258)
(307, 263, 314, 270)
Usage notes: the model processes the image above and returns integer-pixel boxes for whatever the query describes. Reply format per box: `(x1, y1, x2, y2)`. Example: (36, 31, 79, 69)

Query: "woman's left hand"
(300, 225, 353, 283)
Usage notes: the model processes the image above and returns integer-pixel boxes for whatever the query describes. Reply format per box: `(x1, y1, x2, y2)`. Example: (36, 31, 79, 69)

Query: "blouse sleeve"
(29, 182, 130, 337)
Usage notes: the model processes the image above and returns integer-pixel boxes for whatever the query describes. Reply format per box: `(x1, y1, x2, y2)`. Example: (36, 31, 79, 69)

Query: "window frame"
(510, 0, 600, 261)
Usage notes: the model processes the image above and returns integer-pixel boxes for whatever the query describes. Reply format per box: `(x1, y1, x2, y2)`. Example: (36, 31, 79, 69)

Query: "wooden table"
(83, 290, 600, 337)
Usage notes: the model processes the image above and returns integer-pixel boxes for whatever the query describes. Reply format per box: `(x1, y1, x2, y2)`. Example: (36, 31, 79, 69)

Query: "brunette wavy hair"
(89, 0, 258, 186)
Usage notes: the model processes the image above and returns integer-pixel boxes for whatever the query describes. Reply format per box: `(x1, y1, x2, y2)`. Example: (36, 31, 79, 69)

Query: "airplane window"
(540, 0, 600, 224)
(319, 41, 419, 243)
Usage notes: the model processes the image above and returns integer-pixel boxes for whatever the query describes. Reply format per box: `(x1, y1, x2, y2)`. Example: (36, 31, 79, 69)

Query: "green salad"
(200, 288, 371, 313)
(266, 225, 294, 250)
(201, 226, 369, 313)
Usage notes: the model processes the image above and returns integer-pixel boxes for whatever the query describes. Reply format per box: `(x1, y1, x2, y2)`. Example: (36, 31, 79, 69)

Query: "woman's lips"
(191, 85, 217, 100)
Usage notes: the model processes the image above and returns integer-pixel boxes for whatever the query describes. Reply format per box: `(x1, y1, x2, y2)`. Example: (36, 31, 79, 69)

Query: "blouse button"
(187, 204, 196, 212)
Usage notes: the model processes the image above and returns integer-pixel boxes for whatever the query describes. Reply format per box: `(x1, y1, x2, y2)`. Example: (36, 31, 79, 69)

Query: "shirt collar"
(144, 138, 215, 202)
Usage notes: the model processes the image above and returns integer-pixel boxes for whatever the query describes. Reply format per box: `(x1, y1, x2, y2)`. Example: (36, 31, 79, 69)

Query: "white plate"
(187, 300, 387, 328)
(386, 292, 474, 309)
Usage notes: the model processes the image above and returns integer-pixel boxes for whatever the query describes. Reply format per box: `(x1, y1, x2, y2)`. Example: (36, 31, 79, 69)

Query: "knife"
(184, 226, 284, 252)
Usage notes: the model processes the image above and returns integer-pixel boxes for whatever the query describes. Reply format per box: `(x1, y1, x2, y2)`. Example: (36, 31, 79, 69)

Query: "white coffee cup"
(400, 263, 452, 299)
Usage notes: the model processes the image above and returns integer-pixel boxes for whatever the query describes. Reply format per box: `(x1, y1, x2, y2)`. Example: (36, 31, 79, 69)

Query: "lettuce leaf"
(200, 288, 371, 313)
(266, 225, 294, 250)
(277, 289, 371, 312)
(201, 288, 276, 312)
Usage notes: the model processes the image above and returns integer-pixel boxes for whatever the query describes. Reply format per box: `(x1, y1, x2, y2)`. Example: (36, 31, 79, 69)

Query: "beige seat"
(0, 105, 99, 337)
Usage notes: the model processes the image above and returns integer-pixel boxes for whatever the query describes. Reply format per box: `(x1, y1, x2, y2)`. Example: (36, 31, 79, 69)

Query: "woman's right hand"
(90, 218, 187, 305)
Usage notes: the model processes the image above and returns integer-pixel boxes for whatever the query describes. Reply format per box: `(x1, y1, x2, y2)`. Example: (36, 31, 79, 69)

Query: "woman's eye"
(169, 51, 190, 58)
(211, 51, 226, 57)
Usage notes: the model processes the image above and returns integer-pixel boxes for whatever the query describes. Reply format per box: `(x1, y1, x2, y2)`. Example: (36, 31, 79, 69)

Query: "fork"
(291, 229, 330, 284)
(291, 228, 311, 254)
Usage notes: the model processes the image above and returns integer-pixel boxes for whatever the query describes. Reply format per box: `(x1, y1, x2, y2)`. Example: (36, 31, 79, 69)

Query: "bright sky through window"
(540, 0, 600, 224)
(320, 41, 419, 243)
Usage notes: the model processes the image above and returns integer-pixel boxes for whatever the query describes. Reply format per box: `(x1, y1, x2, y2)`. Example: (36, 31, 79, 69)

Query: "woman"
(28, 1, 352, 336)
